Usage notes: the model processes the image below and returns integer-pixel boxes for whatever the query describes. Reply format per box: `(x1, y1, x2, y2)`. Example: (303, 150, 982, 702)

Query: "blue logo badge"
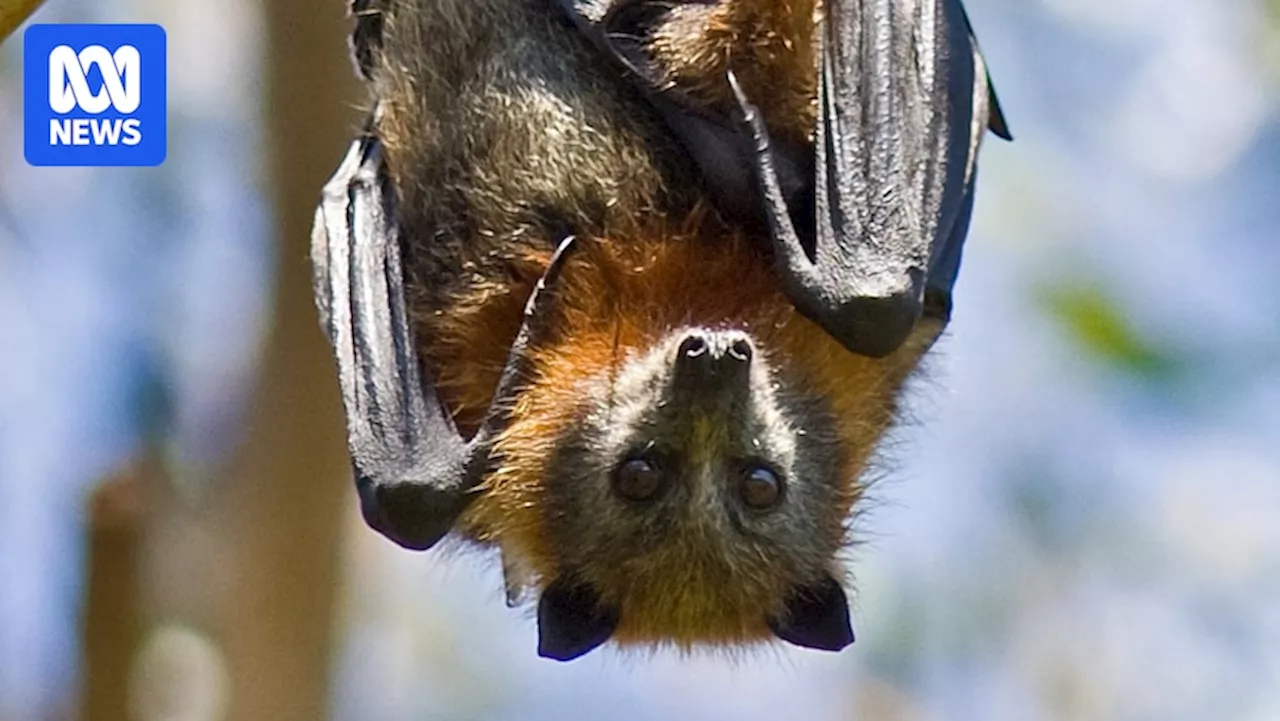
(23, 24, 166, 167)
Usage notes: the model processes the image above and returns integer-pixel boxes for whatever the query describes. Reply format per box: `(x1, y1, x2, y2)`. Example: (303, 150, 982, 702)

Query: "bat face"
(454, 236, 934, 659)
(538, 325, 847, 654)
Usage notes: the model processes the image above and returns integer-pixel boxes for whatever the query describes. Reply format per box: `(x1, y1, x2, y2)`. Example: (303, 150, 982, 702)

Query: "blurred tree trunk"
(210, 2, 360, 719)
(0, 0, 46, 41)
(78, 455, 155, 721)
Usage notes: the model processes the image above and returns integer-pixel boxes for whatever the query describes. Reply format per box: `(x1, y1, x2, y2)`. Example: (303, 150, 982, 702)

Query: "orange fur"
(649, 0, 820, 146)
(425, 212, 930, 648)
(389, 0, 937, 651)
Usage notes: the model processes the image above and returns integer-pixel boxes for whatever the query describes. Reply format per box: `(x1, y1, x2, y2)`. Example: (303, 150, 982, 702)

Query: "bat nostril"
(678, 334, 709, 360)
(671, 329, 756, 401)
(675, 329, 757, 370)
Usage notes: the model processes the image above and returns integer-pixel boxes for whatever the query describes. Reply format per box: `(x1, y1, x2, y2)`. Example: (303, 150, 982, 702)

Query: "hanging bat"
(312, 0, 1009, 661)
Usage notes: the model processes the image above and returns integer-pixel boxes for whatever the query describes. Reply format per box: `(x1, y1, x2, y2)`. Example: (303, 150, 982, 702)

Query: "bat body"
(313, 0, 1008, 660)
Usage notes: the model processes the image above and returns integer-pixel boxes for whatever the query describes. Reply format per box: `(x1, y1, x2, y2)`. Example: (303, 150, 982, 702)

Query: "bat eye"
(739, 465, 783, 510)
(613, 457, 665, 503)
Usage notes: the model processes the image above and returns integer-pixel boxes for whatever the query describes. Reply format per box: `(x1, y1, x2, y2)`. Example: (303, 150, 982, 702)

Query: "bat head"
(457, 231, 934, 660)
(535, 323, 854, 660)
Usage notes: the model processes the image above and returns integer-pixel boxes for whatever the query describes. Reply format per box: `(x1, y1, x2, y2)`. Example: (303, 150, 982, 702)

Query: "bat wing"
(312, 123, 583, 551)
(556, 0, 1010, 358)
(311, 130, 473, 551)
(755, 0, 1008, 356)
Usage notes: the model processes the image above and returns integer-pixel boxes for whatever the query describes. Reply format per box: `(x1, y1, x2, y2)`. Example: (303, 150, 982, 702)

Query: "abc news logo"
(48, 44, 143, 147)
(24, 24, 166, 167)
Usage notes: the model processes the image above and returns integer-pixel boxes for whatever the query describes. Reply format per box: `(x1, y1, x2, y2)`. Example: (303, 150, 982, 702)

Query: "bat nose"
(673, 328, 753, 385)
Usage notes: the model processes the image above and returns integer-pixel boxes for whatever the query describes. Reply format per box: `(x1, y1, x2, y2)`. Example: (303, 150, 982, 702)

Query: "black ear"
(767, 575, 855, 652)
(537, 578, 620, 662)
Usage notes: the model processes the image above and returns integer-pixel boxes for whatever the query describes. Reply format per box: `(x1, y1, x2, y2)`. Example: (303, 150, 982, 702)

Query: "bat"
(311, 0, 1008, 661)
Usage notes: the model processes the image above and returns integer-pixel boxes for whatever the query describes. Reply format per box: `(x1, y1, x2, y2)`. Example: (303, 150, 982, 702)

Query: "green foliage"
(1262, 0, 1280, 80)
(1038, 282, 1180, 382)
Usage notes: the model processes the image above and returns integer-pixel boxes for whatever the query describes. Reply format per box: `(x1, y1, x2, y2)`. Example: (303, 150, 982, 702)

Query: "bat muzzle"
(669, 328, 755, 406)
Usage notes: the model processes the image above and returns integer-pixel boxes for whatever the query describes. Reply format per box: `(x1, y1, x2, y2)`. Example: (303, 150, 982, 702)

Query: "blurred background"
(1, 0, 1278, 719)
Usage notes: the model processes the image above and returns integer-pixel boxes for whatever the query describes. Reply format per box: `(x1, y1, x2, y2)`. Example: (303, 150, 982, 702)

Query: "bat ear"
(536, 577, 620, 661)
(767, 575, 855, 652)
